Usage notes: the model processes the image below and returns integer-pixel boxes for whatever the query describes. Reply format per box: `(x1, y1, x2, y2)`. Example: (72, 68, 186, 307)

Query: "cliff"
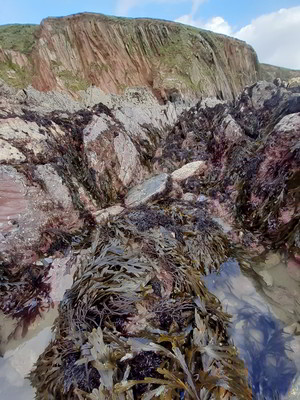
(260, 63, 300, 83)
(0, 13, 259, 100)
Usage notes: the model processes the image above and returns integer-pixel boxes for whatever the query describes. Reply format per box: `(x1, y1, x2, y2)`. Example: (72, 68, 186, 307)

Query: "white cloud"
(176, 14, 232, 35)
(115, 1, 300, 69)
(175, 6, 300, 69)
(235, 7, 300, 70)
(115, 0, 207, 17)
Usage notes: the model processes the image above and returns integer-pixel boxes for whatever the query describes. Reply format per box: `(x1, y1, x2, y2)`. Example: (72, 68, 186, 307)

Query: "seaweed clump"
(155, 82, 300, 252)
(0, 256, 52, 339)
(30, 201, 252, 400)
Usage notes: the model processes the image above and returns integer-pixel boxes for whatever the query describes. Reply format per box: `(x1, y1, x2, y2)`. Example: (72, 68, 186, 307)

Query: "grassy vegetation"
(58, 69, 89, 91)
(0, 60, 32, 88)
(0, 24, 38, 54)
(260, 63, 300, 81)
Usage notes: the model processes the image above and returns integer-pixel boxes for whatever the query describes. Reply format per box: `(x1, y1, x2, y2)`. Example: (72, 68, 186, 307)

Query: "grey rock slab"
(125, 173, 170, 208)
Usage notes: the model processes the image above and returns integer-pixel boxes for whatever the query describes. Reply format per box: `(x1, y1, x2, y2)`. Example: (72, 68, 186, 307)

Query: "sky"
(1, 0, 300, 69)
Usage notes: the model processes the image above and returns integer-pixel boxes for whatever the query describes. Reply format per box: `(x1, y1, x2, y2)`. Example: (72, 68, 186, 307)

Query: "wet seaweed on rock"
(0, 256, 53, 338)
(30, 202, 252, 400)
(155, 83, 300, 253)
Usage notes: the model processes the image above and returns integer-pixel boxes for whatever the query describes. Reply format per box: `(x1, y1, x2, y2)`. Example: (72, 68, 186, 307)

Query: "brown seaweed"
(30, 202, 252, 400)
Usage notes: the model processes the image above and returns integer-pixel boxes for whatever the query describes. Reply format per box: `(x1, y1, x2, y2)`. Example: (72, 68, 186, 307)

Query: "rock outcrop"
(0, 83, 185, 331)
(155, 81, 300, 251)
(27, 79, 300, 399)
(260, 63, 300, 84)
(0, 13, 259, 100)
(1, 73, 300, 398)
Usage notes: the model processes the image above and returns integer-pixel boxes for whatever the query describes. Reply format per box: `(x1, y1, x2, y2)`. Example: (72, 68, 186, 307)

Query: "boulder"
(125, 173, 171, 207)
(171, 161, 207, 182)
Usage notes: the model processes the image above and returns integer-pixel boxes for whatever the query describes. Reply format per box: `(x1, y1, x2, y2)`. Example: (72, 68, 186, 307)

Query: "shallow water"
(203, 256, 300, 399)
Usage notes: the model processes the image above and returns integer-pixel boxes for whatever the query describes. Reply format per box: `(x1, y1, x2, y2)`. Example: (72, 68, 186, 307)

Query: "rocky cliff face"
(0, 13, 259, 100)
(260, 63, 300, 84)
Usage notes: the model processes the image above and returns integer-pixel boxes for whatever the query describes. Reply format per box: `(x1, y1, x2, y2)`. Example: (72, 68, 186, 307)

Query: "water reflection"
(203, 259, 298, 399)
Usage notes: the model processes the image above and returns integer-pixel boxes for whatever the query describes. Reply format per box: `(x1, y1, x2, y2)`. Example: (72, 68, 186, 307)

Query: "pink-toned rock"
(0, 174, 27, 234)
(171, 161, 207, 182)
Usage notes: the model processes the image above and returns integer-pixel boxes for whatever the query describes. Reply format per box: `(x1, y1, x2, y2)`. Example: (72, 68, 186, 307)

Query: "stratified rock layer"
(0, 13, 259, 100)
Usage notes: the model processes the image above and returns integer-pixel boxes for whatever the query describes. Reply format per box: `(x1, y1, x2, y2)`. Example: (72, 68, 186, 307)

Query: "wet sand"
(0, 253, 77, 400)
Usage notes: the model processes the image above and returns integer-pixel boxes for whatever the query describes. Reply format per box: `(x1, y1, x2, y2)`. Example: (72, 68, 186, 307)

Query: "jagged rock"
(125, 173, 171, 207)
(35, 165, 74, 209)
(250, 81, 278, 110)
(0, 138, 26, 162)
(156, 81, 300, 251)
(171, 160, 207, 182)
(0, 87, 181, 267)
(288, 77, 300, 88)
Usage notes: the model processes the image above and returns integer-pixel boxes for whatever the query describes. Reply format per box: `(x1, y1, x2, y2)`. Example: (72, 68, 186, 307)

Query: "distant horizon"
(1, 1, 300, 69)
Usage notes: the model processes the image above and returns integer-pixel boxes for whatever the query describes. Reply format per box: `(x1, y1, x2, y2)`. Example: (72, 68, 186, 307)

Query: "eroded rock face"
(0, 13, 259, 100)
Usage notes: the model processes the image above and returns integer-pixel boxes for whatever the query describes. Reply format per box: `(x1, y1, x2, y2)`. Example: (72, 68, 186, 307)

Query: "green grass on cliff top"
(0, 24, 38, 54)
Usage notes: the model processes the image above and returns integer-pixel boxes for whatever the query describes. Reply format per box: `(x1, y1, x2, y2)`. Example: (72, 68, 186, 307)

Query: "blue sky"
(1, 1, 300, 69)
(0, 0, 298, 27)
